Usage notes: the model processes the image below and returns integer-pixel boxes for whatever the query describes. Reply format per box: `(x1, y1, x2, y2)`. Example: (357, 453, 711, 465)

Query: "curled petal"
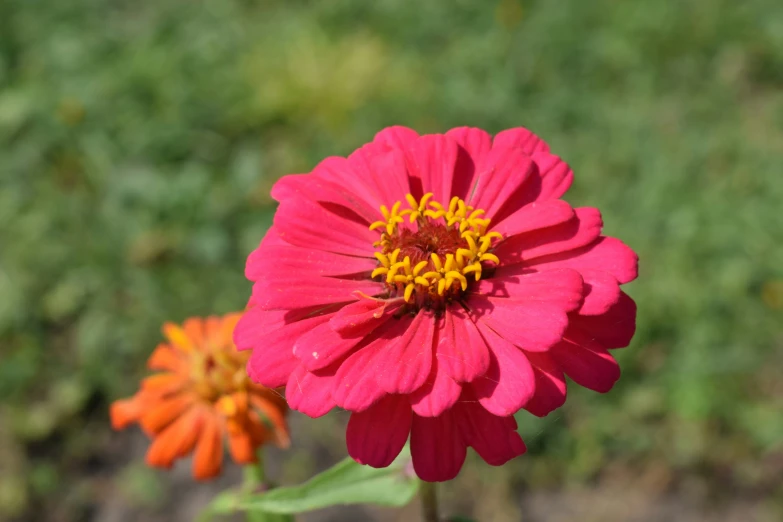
(375, 312, 435, 395)
(408, 353, 461, 417)
(346, 395, 412, 468)
(550, 329, 620, 393)
(436, 307, 490, 383)
(522, 352, 567, 417)
(410, 410, 467, 482)
(286, 364, 338, 418)
(470, 322, 535, 416)
(455, 390, 526, 465)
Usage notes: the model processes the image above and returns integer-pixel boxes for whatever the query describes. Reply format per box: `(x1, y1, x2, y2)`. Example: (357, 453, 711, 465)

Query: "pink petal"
(475, 268, 584, 314)
(445, 127, 492, 200)
(532, 151, 574, 201)
(410, 411, 467, 482)
(332, 320, 412, 412)
(257, 225, 288, 248)
(270, 174, 379, 223)
(494, 207, 603, 265)
(522, 352, 567, 417)
(492, 127, 550, 154)
(491, 199, 575, 238)
(373, 126, 419, 151)
(234, 307, 333, 351)
(470, 322, 535, 416)
(472, 295, 569, 352)
(525, 236, 639, 285)
(306, 156, 385, 214)
(550, 329, 620, 393)
(408, 355, 462, 417)
(468, 147, 535, 219)
(569, 292, 637, 349)
(405, 134, 459, 202)
(252, 277, 379, 311)
(346, 395, 412, 468)
(348, 145, 411, 209)
(246, 244, 375, 280)
(455, 390, 526, 465)
(286, 364, 338, 418)
(273, 197, 377, 257)
(293, 320, 366, 372)
(376, 312, 436, 395)
(329, 298, 404, 337)
(576, 269, 621, 316)
(242, 312, 336, 388)
(436, 307, 490, 383)
(233, 307, 287, 350)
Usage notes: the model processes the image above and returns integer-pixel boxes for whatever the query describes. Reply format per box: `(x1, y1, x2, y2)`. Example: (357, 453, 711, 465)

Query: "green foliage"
(204, 451, 416, 518)
(240, 453, 417, 513)
(1, 0, 782, 518)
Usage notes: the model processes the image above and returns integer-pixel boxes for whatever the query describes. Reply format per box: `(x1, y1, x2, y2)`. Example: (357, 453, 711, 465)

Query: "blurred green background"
(1, 0, 782, 520)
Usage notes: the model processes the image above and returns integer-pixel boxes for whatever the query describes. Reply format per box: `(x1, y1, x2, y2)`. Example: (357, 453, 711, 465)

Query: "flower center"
(191, 349, 250, 402)
(369, 193, 501, 309)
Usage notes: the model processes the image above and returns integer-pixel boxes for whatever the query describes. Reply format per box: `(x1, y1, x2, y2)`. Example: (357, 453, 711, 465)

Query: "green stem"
(243, 449, 265, 491)
(420, 481, 439, 522)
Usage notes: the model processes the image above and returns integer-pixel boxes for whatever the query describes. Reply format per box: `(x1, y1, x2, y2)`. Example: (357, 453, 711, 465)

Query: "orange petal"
(245, 410, 271, 447)
(110, 396, 146, 430)
(250, 395, 290, 449)
(204, 316, 222, 347)
(147, 344, 185, 372)
(234, 391, 249, 415)
(227, 425, 257, 464)
(251, 385, 288, 411)
(141, 373, 186, 397)
(182, 317, 205, 351)
(192, 414, 224, 480)
(163, 322, 195, 353)
(219, 313, 242, 346)
(139, 394, 194, 436)
(145, 407, 202, 469)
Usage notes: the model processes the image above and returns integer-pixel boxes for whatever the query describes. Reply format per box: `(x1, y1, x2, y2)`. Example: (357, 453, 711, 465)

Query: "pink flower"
(235, 126, 638, 482)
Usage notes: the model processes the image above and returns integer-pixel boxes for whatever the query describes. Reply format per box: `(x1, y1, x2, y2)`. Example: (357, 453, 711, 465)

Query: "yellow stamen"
(371, 267, 389, 279)
(480, 253, 500, 264)
(414, 277, 430, 286)
(446, 271, 468, 291)
(413, 261, 429, 276)
(368, 194, 503, 304)
(430, 253, 443, 272)
(437, 278, 447, 295)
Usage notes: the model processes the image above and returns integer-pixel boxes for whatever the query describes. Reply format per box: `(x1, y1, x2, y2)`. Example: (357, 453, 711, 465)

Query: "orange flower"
(110, 313, 289, 480)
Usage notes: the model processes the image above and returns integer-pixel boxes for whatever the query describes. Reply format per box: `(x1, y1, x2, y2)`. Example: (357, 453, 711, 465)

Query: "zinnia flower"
(235, 126, 638, 482)
(111, 313, 289, 480)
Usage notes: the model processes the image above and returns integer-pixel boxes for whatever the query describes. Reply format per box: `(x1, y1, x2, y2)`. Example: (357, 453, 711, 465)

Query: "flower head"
(235, 126, 638, 482)
(111, 313, 289, 480)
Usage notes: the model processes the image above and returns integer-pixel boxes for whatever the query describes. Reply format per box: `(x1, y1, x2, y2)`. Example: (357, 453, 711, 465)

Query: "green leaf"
(247, 512, 294, 522)
(197, 490, 241, 521)
(240, 451, 418, 514)
(198, 490, 295, 522)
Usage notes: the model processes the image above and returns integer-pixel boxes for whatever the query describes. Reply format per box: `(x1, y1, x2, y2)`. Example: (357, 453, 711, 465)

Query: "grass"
(1, 0, 782, 519)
